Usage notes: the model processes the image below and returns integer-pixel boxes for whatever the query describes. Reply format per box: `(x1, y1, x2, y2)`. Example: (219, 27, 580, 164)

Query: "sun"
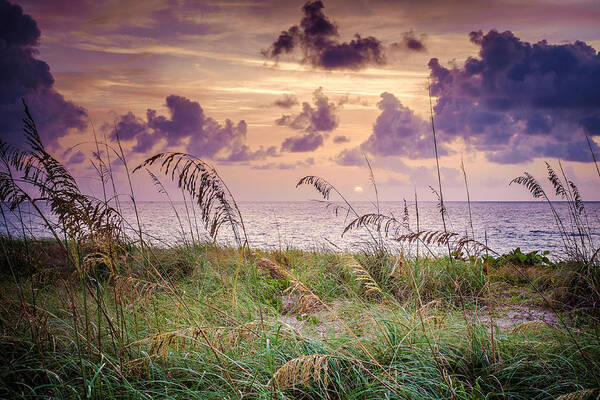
(353, 186, 363, 193)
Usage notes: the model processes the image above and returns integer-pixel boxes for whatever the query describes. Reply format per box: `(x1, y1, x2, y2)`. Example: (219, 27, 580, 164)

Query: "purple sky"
(2, 0, 600, 201)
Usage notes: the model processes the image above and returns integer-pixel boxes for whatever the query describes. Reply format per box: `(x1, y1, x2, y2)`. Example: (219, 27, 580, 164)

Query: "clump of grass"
(254, 253, 323, 314)
(149, 327, 208, 356)
(2, 240, 600, 399)
(555, 388, 600, 400)
(270, 354, 331, 389)
(340, 253, 383, 298)
(134, 152, 248, 248)
(114, 275, 168, 308)
(397, 256, 488, 304)
(511, 162, 600, 314)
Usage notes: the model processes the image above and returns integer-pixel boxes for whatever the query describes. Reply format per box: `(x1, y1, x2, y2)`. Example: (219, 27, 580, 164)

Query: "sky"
(2, 0, 600, 202)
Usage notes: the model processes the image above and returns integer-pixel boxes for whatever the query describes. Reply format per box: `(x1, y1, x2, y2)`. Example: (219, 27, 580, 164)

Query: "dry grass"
(114, 275, 168, 308)
(145, 320, 303, 357)
(512, 320, 551, 334)
(219, 320, 262, 347)
(340, 254, 382, 298)
(270, 354, 331, 389)
(255, 254, 323, 314)
(134, 152, 248, 247)
(554, 388, 600, 400)
(149, 327, 208, 357)
(255, 254, 295, 280)
(283, 282, 323, 314)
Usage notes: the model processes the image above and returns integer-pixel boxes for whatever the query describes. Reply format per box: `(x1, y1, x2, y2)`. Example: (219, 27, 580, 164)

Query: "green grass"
(1, 239, 599, 399)
(2, 94, 598, 399)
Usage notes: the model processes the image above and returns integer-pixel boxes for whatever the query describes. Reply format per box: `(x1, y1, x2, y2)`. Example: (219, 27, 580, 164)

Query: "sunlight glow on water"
(3, 201, 600, 258)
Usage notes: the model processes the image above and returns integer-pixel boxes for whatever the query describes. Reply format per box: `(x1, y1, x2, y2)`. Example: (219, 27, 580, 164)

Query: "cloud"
(252, 157, 314, 170)
(281, 132, 324, 152)
(360, 92, 443, 159)
(429, 30, 600, 163)
(333, 135, 350, 143)
(333, 148, 460, 190)
(110, 111, 148, 141)
(279, 87, 338, 152)
(131, 132, 156, 154)
(337, 94, 369, 106)
(219, 144, 278, 162)
(390, 31, 427, 52)
(263, 0, 385, 70)
(334, 147, 363, 166)
(111, 95, 273, 161)
(67, 150, 86, 165)
(335, 31, 600, 166)
(110, 6, 220, 44)
(146, 95, 207, 146)
(273, 94, 299, 108)
(333, 149, 461, 191)
(0, 0, 87, 148)
(332, 92, 442, 164)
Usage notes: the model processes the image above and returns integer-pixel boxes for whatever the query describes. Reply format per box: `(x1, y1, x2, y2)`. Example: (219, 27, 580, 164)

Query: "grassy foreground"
(1, 101, 599, 399)
(1, 239, 599, 399)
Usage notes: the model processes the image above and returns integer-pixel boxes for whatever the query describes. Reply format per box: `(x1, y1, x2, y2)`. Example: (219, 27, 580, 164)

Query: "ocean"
(4, 201, 599, 258)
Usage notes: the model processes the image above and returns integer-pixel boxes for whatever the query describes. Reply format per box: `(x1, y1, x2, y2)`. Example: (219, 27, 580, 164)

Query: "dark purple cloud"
(333, 135, 350, 143)
(131, 132, 156, 154)
(220, 144, 278, 162)
(273, 94, 299, 108)
(391, 31, 427, 52)
(67, 150, 85, 165)
(111, 95, 271, 161)
(360, 92, 443, 159)
(146, 95, 206, 146)
(276, 88, 338, 132)
(334, 147, 363, 166)
(281, 132, 324, 152)
(335, 31, 600, 167)
(429, 30, 600, 163)
(332, 91, 441, 165)
(276, 114, 306, 130)
(263, 0, 385, 70)
(0, 0, 39, 47)
(110, 111, 148, 141)
(0, 0, 87, 148)
(278, 87, 338, 152)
